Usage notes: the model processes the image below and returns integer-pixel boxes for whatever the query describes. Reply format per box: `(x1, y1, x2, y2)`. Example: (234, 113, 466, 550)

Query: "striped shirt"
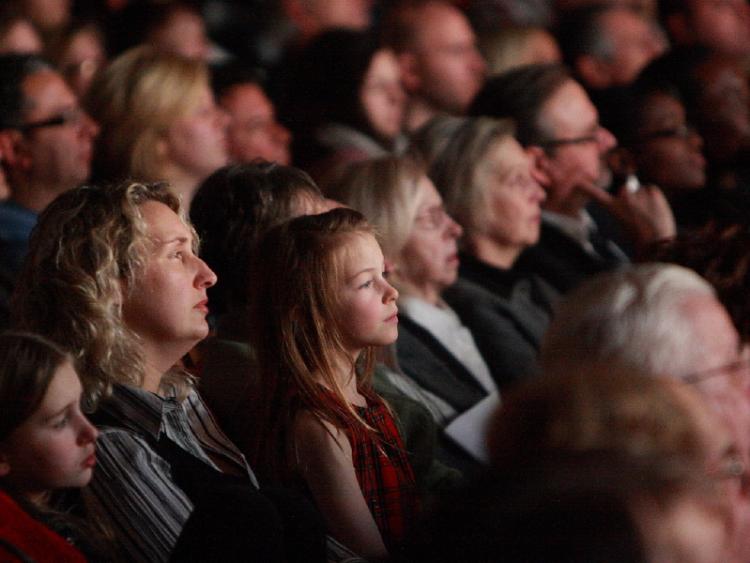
(86, 383, 258, 562)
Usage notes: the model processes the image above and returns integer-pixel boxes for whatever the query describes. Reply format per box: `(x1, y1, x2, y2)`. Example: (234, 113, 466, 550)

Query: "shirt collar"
(98, 383, 180, 440)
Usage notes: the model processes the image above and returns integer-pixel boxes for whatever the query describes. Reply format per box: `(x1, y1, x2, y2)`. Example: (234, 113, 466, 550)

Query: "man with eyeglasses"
(0, 53, 99, 325)
(541, 263, 750, 563)
(471, 63, 675, 293)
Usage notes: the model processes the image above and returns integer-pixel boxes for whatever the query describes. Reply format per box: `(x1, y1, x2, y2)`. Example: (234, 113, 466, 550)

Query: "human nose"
(195, 257, 217, 288)
(383, 279, 398, 303)
(77, 413, 98, 444)
(80, 111, 99, 138)
(445, 213, 463, 238)
(597, 126, 617, 152)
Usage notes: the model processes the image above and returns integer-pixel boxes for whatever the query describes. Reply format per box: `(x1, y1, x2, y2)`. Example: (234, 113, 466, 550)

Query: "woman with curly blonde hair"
(11, 181, 325, 563)
(86, 45, 228, 204)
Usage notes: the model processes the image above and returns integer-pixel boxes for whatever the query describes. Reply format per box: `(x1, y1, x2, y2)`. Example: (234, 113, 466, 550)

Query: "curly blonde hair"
(12, 181, 185, 407)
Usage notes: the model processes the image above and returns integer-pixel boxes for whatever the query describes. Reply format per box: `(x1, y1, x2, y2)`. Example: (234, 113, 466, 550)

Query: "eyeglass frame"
(638, 123, 697, 142)
(18, 107, 87, 133)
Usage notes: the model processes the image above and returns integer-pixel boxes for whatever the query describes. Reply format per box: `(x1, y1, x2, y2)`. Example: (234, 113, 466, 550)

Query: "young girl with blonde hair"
(249, 208, 419, 560)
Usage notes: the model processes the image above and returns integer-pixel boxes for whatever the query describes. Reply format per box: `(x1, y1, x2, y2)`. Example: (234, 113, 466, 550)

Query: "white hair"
(540, 263, 716, 379)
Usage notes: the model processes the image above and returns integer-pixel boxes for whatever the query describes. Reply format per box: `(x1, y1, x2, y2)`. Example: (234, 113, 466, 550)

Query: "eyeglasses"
(537, 134, 598, 149)
(414, 205, 451, 230)
(639, 124, 696, 142)
(19, 107, 87, 133)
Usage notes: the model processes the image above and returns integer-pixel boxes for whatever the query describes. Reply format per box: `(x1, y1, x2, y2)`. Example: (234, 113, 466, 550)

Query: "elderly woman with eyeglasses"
(329, 155, 499, 472)
(409, 116, 559, 390)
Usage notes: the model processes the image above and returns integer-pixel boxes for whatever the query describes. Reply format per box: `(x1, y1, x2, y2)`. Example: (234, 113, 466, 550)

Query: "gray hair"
(540, 263, 716, 379)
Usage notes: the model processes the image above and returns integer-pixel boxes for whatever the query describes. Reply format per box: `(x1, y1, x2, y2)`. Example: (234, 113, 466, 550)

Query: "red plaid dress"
(346, 397, 420, 550)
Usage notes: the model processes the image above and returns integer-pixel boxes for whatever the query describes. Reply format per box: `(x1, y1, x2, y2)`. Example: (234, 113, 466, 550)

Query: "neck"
(398, 280, 443, 306)
(404, 98, 441, 133)
(139, 340, 187, 394)
(468, 234, 521, 269)
(10, 178, 66, 213)
(330, 350, 366, 407)
(160, 165, 200, 207)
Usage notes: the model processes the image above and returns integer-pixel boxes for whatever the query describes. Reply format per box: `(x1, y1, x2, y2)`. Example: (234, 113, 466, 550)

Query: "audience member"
(0, 5, 43, 55)
(471, 63, 674, 292)
(660, 0, 750, 58)
(641, 47, 750, 194)
(410, 367, 735, 562)
(479, 25, 561, 77)
(0, 53, 98, 280)
(47, 21, 106, 98)
(213, 65, 291, 166)
(86, 46, 228, 205)
(330, 155, 498, 471)
(280, 29, 406, 183)
(382, 0, 486, 132)
(556, 3, 665, 91)
(12, 181, 327, 562)
(248, 208, 419, 559)
(602, 74, 708, 229)
(540, 263, 750, 562)
(412, 116, 557, 388)
(191, 162, 461, 503)
(0, 331, 105, 560)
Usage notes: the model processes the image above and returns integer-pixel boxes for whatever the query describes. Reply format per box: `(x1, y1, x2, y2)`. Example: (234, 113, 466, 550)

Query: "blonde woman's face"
(121, 201, 217, 362)
(164, 84, 229, 182)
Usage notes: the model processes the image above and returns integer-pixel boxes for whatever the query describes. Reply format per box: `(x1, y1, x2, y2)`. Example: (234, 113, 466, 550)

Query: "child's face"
(0, 361, 98, 503)
(335, 233, 399, 357)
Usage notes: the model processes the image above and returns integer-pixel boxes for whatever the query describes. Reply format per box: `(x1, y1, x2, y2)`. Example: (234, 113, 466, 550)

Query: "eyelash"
(359, 280, 374, 290)
(52, 415, 69, 429)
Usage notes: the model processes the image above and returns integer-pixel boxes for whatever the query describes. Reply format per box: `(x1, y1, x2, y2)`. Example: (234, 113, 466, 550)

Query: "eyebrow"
(348, 267, 377, 282)
(152, 235, 191, 248)
(45, 401, 74, 422)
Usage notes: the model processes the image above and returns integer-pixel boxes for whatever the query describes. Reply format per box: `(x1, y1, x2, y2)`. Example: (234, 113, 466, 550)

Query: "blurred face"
(0, 19, 43, 54)
(537, 80, 616, 215)
(336, 232, 399, 358)
(150, 9, 209, 61)
(693, 57, 750, 163)
(476, 137, 545, 254)
(634, 93, 706, 193)
(21, 0, 70, 30)
(221, 83, 291, 165)
(304, 0, 372, 32)
(686, 0, 750, 56)
(360, 49, 406, 141)
(0, 361, 98, 504)
(600, 8, 665, 86)
(525, 29, 562, 66)
(164, 84, 228, 183)
(122, 201, 217, 362)
(410, 2, 486, 114)
(18, 70, 99, 194)
(399, 176, 463, 302)
(59, 28, 106, 97)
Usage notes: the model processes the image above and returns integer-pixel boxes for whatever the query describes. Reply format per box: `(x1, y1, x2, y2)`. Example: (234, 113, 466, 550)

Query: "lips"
(82, 452, 96, 469)
(385, 308, 399, 324)
(195, 299, 209, 314)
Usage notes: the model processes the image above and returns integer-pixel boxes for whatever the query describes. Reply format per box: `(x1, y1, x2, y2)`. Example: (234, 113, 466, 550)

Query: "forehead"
(35, 361, 80, 417)
(139, 200, 191, 242)
(415, 3, 473, 47)
(222, 84, 271, 114)
(337, 232, 383, 275)
(540, 79, 597, 135)
(639, 92, 685, 127)
(22, 69, 76, 117)
(683, 294, 739, 367)
(414, 175, 441, 207)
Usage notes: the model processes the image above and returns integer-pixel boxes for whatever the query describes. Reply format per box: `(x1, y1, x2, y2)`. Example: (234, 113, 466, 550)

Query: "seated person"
(329, 155, 499, 470)
(12, 181, 326, 562)
(411, 116, 557, 388)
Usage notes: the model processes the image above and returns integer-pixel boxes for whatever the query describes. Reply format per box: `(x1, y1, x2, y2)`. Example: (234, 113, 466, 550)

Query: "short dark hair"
(0, 54, 52, 130)
(211, 62, 265, 101)
(556, 3, 621, 67)
(469, 62, 570, 146)
(190, 162, 322, 317)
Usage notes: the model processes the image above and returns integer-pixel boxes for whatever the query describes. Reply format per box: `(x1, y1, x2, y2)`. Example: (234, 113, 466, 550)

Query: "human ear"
(0, 130, 31, 174)
(396, 52, 421, 94)
(526, 145, 552, 187)
(575, 55, 612, 90)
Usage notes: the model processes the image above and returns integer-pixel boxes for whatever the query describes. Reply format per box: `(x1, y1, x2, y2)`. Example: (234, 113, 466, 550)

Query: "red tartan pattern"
(347, 397, 420, 550)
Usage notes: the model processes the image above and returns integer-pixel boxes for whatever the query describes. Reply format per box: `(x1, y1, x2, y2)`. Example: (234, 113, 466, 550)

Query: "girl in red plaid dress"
(248, 208, 419, 560)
